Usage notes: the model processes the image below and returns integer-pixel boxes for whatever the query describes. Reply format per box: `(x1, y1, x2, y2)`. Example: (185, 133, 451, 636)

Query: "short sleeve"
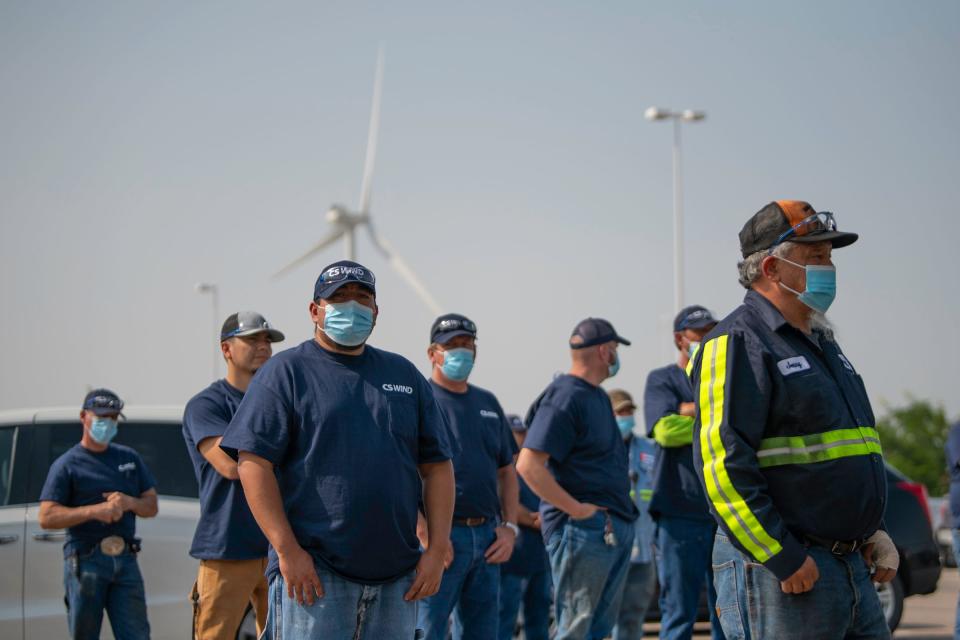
(183, 394, 230, 450)
(134, 451, 157, 494)
(495, 400, 518, 468)
(416, 374, 454, 464)
(39, 458, 71, 504)
(524, 401, 577, 463)
(220, 377, 292, 464)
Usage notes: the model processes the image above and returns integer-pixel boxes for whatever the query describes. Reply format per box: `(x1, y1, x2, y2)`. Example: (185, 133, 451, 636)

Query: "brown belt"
(452, 517, 487, 527)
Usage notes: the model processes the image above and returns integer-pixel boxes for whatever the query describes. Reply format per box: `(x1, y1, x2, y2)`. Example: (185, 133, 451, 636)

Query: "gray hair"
(737, 242, 797, 289)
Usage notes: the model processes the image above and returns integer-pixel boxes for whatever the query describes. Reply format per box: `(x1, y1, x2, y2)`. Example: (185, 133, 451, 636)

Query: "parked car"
(928, 496, 956, 568)
(0, 406, 257, 640)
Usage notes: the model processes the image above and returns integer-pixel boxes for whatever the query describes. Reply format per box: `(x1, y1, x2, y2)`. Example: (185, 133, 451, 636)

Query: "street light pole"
(194, 282, 220, 379)
(644, 107, 706, 314)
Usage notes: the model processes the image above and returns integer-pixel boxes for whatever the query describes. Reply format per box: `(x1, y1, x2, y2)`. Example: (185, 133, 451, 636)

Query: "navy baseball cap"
(569, 318, 631, 349)
(314, 260, 377, 300)
(673, 305, 718, 332)
(431, 313, 478, 345)
(82, 389, 125, 417)
(220, 311, 285, 342)
(506, 414, 527, 433)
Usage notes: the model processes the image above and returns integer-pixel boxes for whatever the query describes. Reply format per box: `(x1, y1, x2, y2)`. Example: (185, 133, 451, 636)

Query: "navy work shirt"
(946, 422, 960, 529)
(643, 364, 712, 522)
(183, 379, 268, 560)
(220, 340, 453, 585)
(523, 374, 638, 542)
(430, 382, 517, 521)
(691, 290, 886, 581)
(40, 443, 156, 558)
(502, 475, 548, 576)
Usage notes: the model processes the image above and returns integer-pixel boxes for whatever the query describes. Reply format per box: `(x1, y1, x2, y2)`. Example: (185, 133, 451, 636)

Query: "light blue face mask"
(608, 350, 620, 378)
(323, 300, 375, 347)
(440, 348, 475, 381)
(616, 415, 636, 438)
(688, 341, 701, 360)
(90, 417, 118, 445)
(776, 256, 837, 313)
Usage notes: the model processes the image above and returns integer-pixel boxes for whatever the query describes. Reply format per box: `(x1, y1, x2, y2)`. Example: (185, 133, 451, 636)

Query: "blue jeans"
(419, 523, 499, 640)
(264, 567, 417, 639)
(612, 561, 657, 640)
(546, 511, 634, 640)
(655, 516, 723, 640)
(712, 532, 890, 640)
(63, 547, 150, 640)
(498, 569, 552, 640)
(952, 529, 960, 640)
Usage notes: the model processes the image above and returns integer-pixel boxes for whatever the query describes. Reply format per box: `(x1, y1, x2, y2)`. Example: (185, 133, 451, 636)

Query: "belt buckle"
(466, 517, 483, 527)
(100, 536, 125, 556)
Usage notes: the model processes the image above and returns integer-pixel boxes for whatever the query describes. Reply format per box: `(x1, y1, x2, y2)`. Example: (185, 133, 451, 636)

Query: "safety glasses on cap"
(86, 395, 123, 411)
(774, 211, 838, 246)
(435, 318, 477, 334)
(223, 312, 274, 339)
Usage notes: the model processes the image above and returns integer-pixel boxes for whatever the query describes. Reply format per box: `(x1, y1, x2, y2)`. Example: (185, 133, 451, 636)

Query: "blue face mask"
(616, 415, 636, 438)
(688, 341, 701, 360)
(90, 417, 118, 445)
(323, 300, 375, 347)
(777, 256, 837, 313)
(607, 350, 620, 378)
(440, 348, 475, 381)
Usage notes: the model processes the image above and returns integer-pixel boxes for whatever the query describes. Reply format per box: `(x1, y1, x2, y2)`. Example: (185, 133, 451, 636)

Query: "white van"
(0, 406, 256, 640)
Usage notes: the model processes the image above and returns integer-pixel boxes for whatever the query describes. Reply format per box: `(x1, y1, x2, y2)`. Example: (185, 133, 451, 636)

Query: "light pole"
(644, 107, 706, 314)
(194, 282, 220, 379)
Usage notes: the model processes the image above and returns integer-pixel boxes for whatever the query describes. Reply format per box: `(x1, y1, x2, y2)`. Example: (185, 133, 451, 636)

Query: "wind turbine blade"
(358, 46, 384, 215)
(366, 226, 443, 315)
(273, 230, 345, 278)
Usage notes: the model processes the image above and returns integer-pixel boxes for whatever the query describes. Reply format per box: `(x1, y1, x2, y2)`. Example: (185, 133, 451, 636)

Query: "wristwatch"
(502, 521, 520, 537)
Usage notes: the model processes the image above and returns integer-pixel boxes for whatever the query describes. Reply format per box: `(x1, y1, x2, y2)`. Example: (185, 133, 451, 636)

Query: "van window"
(27, 421, 198, 502)
(0, 426, 16, 506)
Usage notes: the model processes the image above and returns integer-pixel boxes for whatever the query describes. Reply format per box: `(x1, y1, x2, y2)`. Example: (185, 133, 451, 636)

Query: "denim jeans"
(498, 569, 552, 640)
(264, 567, 417, 639)
(952, 529, 960, 640)
(654, 516, 723, 640)
(712, 532, 890, 640)
(612, 561, 656, 640)
(545, 511, 634, 640)
(63, 546, 150, 640)
(419, 523, 499, 639)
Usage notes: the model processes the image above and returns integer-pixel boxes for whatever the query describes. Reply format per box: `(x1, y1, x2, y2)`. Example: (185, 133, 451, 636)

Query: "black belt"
(803, 533, 865, 556)
(452, 517, 487, 527)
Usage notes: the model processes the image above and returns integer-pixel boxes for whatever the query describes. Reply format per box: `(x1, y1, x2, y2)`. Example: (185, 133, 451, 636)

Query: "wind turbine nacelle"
(326, 206, 348, 224)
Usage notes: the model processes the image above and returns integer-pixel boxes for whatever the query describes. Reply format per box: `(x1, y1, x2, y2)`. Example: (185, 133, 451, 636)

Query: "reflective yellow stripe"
(639, 489, 653, 502)
(757, 427, 882, 468)
(698, 336, 783, 563)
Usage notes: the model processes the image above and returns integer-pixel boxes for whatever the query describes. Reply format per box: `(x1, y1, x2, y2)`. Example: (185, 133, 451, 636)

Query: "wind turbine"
(273, 47, 443, 315)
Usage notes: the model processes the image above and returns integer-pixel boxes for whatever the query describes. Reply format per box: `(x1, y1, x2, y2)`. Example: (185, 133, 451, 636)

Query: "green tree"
(876, 398, 951, 496)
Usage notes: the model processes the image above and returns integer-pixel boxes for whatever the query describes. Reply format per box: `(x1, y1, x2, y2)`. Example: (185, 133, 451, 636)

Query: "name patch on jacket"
(776, 356, 811, 377)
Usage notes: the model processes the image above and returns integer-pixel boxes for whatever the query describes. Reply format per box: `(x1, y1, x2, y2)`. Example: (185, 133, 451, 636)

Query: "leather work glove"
(862, 529, 899, 583)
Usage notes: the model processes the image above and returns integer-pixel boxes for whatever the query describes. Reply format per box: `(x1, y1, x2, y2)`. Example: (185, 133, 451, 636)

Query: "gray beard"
(809, 310, 835, 341)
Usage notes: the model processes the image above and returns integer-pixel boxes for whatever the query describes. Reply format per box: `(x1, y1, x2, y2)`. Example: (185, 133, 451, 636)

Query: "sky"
(2, 1, 959, 422)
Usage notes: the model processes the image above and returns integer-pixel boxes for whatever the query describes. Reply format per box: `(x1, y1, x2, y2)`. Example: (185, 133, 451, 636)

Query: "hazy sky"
(2, 1, 958, 422)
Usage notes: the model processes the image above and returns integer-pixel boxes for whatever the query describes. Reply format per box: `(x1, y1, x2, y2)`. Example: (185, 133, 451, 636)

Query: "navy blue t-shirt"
(502, 475, 548, 576)
(220, 340, 453, 585)
(523, 374, 638, 542)
(430, 382, 517, 521)
(946, 422, 960, 529)
(183, 379, 268, 560)
(644, 364, 712, 522)
(39, 443, 156, 558)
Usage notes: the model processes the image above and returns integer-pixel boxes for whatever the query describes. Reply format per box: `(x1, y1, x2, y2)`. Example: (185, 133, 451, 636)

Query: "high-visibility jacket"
(691, 291, 886, 581)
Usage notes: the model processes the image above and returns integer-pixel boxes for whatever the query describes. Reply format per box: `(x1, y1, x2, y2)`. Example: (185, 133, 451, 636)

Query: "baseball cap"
(607, 389, 636, 413)
(739, 200, 859, 258)
(314, 260, 377, 300)
(674, 305, 718, 332)
(431, 313, 478, 345)
(506, 414, 527, 433)
(83, 388, 125, 417)
(220, 312, 285, 342)
(569, 318, 631, 350)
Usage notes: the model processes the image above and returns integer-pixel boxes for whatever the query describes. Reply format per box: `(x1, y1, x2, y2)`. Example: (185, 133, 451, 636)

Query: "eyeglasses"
(774, 212, 837, 246)
(434, 318, 477, 334)
(318, 265, 376, 287)
(223, 312, 274, 339)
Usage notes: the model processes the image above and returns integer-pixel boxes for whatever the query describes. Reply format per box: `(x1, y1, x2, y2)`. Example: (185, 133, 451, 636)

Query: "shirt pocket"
(779, 370, 842, 432)
(387, 397, 418, 444)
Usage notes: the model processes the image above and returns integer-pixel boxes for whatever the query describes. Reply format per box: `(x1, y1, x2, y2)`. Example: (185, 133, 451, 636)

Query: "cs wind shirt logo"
(479, 410, 499, 419)
(117, 462, 137, 473)
(382, 383, 414, 395)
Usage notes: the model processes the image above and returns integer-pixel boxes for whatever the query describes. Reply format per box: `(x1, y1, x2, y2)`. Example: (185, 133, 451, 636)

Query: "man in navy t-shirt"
(643, 304, 722, 640)
(416, 313, 519, 640)
(220, 260, 455, 640)
(183, 311, 285, 639)
(517, 318, 639, 640)
(39, 389, 158, 640)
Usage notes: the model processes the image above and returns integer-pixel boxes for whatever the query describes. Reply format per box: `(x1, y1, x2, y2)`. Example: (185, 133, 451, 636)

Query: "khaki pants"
(191, 558, 268, 640)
